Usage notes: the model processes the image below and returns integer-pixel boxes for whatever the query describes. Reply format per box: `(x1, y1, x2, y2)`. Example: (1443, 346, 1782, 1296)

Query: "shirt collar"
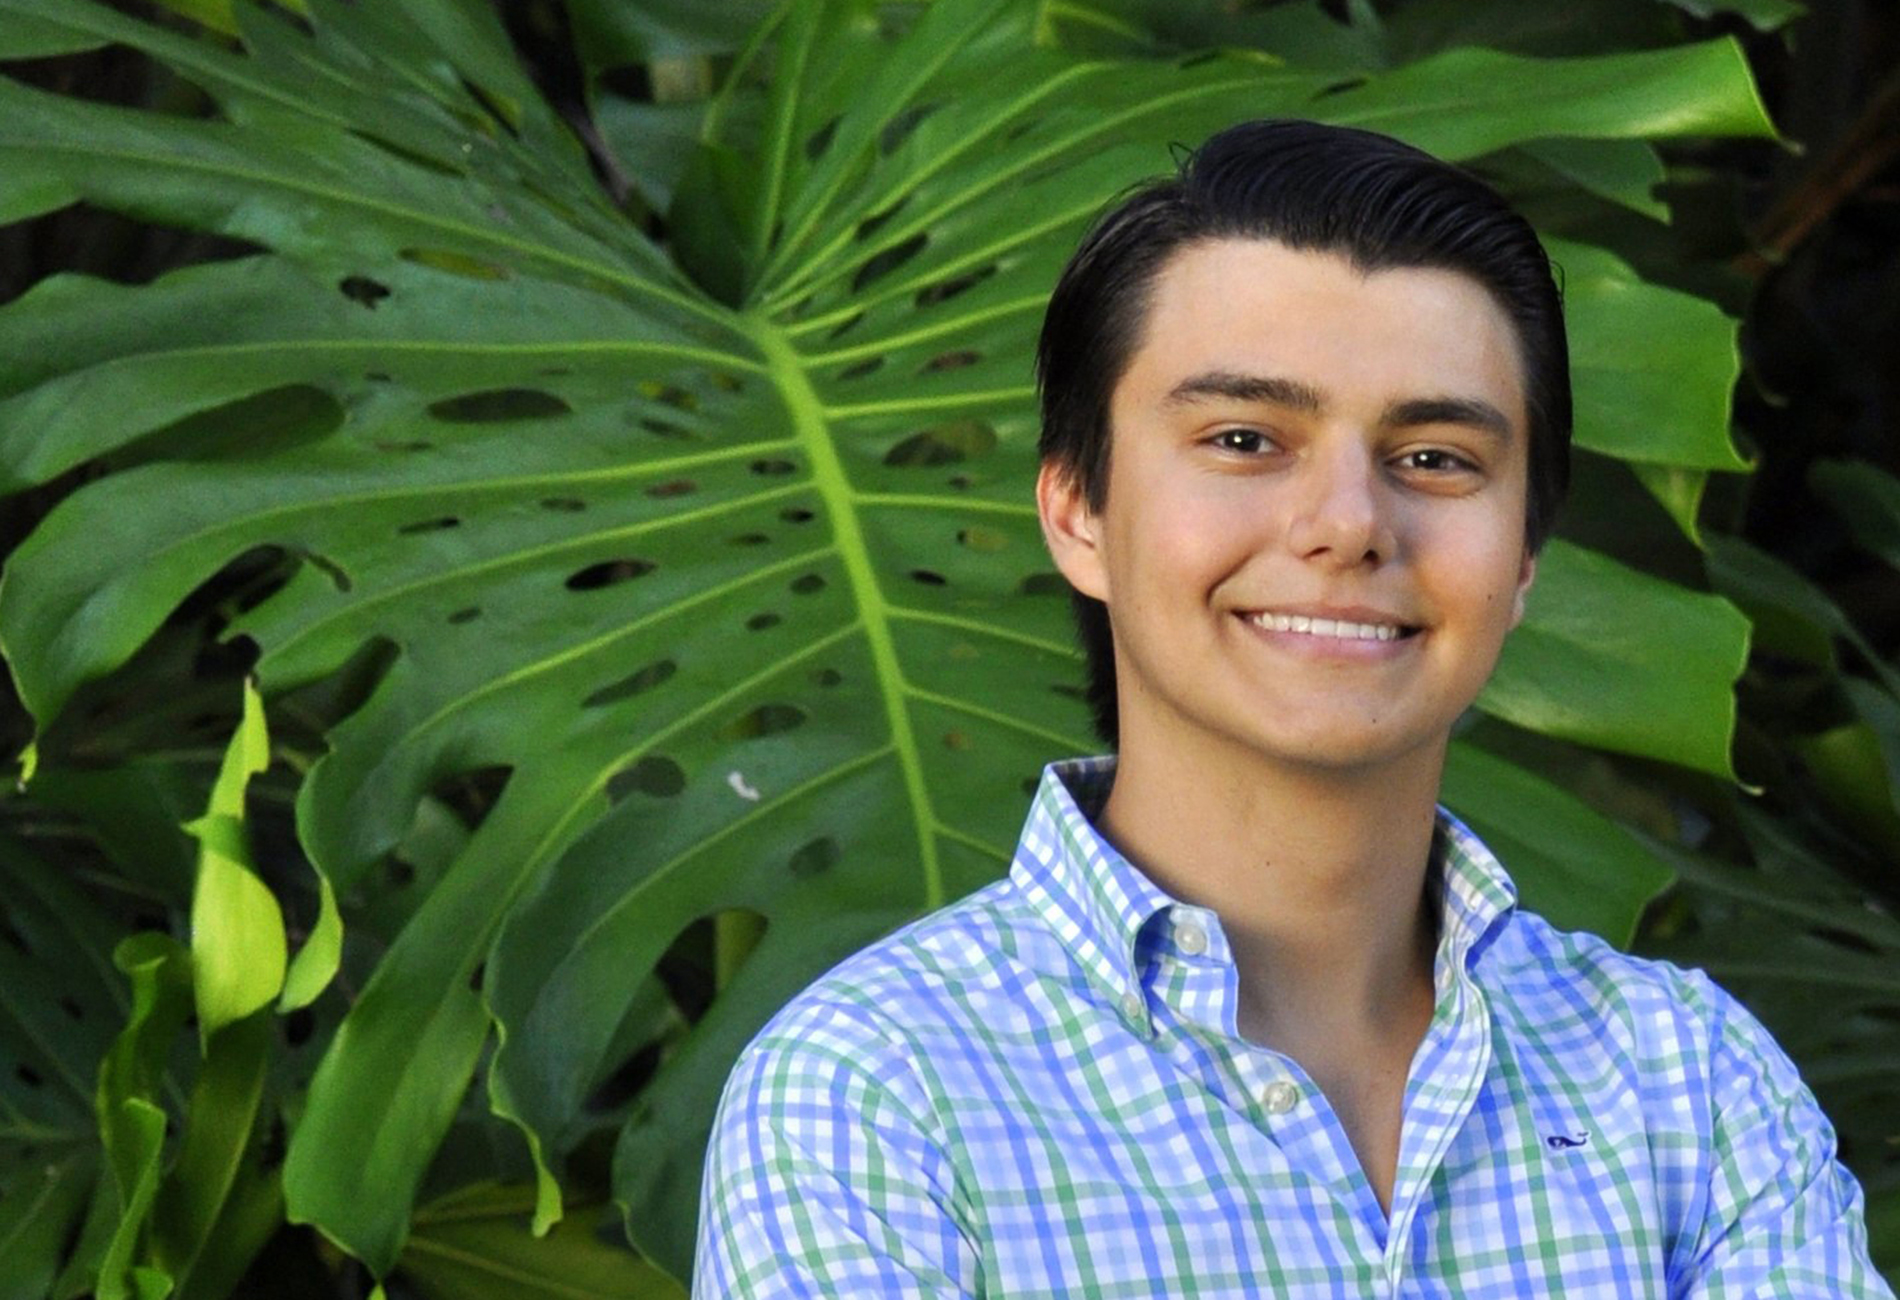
(1010, 758, 1520, 1004)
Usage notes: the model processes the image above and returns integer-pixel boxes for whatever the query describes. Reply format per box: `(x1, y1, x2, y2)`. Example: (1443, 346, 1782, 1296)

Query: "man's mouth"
(1244, 612, 1419, 642)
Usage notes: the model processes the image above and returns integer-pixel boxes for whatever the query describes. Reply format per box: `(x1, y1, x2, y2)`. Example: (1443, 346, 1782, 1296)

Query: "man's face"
(1038, 237, 1536, 778)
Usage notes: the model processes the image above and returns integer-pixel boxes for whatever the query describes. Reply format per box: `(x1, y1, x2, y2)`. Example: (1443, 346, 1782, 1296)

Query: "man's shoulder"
(1485, 906, 1761, 1073)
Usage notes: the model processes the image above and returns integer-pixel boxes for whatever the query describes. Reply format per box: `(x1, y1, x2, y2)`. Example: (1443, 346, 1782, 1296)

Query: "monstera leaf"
(0, 0, 1773, 1281)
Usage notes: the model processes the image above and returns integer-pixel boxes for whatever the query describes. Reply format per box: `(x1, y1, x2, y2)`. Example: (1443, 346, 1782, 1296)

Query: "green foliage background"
(0, 0, 1893, 1295)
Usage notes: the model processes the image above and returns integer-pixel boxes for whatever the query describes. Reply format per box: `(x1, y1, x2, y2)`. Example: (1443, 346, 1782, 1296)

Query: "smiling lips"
(1244, 611, 1417, 642)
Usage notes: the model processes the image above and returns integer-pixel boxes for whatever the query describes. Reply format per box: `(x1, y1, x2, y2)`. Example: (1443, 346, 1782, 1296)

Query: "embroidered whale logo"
(1544, 1131, 1590, 1150)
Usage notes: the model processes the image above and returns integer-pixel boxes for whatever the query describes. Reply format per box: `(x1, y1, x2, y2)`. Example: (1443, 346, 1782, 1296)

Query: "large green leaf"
(0, 0, 1777, 1282)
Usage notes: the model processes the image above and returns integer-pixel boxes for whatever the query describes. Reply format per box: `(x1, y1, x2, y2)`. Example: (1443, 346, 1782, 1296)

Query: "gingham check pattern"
(697, 758, 1891, 1298)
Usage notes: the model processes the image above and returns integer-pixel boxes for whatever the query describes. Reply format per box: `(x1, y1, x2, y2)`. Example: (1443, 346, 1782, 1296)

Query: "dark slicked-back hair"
(1035, 118, 1572, 746)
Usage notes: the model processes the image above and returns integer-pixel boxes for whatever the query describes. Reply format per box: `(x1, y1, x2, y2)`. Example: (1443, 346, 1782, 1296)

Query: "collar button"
(1262, 1080, 1301, 1115)
(1175, 921, 1208, 957)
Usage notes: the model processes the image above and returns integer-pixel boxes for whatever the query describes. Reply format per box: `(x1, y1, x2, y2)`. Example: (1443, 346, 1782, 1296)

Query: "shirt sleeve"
(692, 1001, 980, 1299)
(1673, 972, 1896, 1299)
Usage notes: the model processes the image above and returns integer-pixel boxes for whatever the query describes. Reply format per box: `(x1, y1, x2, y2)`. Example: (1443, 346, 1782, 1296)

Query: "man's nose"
(1283, 441, 1393, 568)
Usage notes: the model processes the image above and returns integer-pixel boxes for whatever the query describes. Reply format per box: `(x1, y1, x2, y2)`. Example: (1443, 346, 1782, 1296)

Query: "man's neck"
(1097, 727, 1444, 1049)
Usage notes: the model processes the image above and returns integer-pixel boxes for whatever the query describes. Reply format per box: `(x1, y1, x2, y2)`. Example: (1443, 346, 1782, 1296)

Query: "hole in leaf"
(339, 274, 390, 308)
(923, 350, 979, 373)
(915, 264, 996, 307)
(566, 558, 656, 591)
(1019, 572, 1068, 597)
(724, 703, 807, 738)
(789, 836, 840, 877)
(585, 1042, 663, 1114)
(855, 202, 907, 241)
(853, 233, 928, 292)
(541, 497, 586, 512)
(584, 659, 677, 708)
(883, 419, 997, 466)
(429, 388, 571, 423)
(790, 573, 826, 595)
(608, 755, 687, 802)
(805, 115, 840, 160)
(114, 384, 344, 468)
(814, 668, 843, 687)
(746, 612, 781, 631)
(646, 479, 697, 498)
(780, 507, 816, 524)
(837, 356, 884, 381)
(300, 550, 353, 593)
(429, 765, 513, 832)
(910, 569, 947, 586)
(447, 606, 481, 625)
(401, 246, 510, 279)
(957, 526, 1008, 552)
(397, 516, 460, 535)
(730, 533, 771, 547)
(750, 458, 796, 476)
(879, 103, 936, 155)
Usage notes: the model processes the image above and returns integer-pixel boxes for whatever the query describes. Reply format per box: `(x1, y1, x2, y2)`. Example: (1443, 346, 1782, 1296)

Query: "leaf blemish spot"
(397, 516, 460, 535)
(923, 350, 980, 373)
(789, 836, 840, 877)
(814, 668, 843, 687)
(566, 558, 657, 591)
(837, 356, 885, 381)
(746, 612, 781, 631)
(646, 479, 697, 498)
(750, 458, 797, 477)
(910, 569, 948, 587)
(730, 532, 772, 547)
(540, 497, 586, 512)
(780, 507, 816, 524)
(790, 573, 826, 595)
(447, 606, 482, 625)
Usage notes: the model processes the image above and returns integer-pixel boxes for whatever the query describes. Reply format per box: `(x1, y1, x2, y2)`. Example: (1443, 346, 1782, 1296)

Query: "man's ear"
(1510, 548, 1538, 628)
(1036, 461, 1110, 602)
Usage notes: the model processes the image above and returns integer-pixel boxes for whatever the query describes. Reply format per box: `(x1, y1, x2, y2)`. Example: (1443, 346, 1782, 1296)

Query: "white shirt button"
(1262, 1080, 1300, 1115)
(1176, 921, 1208, 957)
(1119, 991, 1145, 1022)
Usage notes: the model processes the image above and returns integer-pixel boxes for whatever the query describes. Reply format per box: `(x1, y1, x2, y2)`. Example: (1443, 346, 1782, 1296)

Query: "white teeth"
(1251, 613, 1404, 641)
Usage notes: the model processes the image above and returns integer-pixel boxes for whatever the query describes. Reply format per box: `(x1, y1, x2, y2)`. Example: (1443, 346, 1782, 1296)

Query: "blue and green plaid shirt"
(697, 758, 1890, 1297)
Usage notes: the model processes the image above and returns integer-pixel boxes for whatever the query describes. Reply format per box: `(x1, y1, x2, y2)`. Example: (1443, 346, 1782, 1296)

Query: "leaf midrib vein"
(746, 314, 943, 908)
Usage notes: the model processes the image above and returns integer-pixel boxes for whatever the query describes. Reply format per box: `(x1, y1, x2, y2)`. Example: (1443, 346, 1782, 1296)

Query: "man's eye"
(1212, 429, 1269, 454)
(1399, 448, 1473, 473)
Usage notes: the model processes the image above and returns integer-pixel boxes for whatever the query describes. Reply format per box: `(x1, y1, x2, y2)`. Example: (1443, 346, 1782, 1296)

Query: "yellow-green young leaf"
(186, 680, 283, 1040)
(93, 1099, 171, 1300)
(399, 1183, 684, 1300)
(280, 873, 341, 1013)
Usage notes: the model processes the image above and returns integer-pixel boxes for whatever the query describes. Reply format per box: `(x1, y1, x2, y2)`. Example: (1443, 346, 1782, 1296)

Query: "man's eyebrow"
(1163, 370, 1324, 412)
(1380, 396, 1514, 440)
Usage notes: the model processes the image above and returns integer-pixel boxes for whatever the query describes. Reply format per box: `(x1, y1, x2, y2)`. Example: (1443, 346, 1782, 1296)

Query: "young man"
(695, 120, 1892, 1297)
